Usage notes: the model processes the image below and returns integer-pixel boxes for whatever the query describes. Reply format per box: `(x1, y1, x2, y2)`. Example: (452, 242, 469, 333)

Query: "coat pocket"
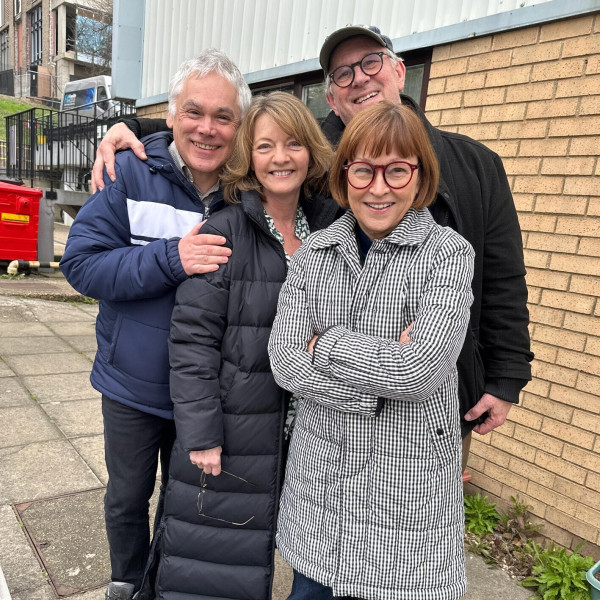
(110, 317, 170, 384)
(106, 312, 123, 365)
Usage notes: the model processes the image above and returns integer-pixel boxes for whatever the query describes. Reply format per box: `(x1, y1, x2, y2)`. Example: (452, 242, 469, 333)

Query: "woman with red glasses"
(269, 102, 475, 600)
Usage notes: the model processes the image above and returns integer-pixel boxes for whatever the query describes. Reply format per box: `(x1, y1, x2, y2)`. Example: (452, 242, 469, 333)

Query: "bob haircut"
(329, 102, 439, 211)
(221, 92, 333, 203)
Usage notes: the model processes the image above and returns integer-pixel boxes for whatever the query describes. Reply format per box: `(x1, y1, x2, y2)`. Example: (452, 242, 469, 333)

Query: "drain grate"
(14, 488, 110, 597)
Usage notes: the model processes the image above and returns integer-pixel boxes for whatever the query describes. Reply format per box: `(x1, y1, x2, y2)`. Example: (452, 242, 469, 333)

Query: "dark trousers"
(102, 395, 176, 588)
(288, 570, 357, 600)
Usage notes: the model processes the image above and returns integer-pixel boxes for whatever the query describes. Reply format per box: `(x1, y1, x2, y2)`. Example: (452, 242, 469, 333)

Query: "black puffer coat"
(154, 190, 340, 600)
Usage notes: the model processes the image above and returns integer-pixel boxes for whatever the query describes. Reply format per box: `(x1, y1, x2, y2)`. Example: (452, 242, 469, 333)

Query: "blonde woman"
(145, 92, 341, 600)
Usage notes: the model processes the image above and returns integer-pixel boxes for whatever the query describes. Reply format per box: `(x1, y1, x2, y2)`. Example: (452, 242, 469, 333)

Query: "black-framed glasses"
(344, 160, 419, 190)
(197, 469, 257, 527)
(329, 52, 387, 88)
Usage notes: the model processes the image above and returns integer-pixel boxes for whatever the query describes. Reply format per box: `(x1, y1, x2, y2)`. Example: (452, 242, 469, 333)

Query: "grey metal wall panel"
(126, 0, 600, 104)
(112, 0, 145, 101)
(139, 0, 555, 98)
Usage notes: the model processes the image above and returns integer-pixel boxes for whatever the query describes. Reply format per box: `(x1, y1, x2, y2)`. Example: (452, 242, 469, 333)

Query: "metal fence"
(5, 100, 136, 190)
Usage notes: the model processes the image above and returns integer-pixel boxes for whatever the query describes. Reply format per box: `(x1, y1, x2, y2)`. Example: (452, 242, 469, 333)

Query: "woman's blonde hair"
(221, 92, 333, 203)
(329, 102, 439, 210)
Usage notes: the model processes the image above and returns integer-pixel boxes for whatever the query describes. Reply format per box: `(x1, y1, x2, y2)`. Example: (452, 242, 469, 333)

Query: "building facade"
(114, 0, 600, 558)
(0, 0, 111, 101)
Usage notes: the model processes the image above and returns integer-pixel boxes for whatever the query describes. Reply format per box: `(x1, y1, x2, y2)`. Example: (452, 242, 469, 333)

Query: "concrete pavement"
(0, 253, 531, 599)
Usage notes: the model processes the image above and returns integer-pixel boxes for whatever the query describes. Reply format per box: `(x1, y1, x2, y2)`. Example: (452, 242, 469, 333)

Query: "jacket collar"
(312, 207, 435, 250)
(239, 189, 341, 236)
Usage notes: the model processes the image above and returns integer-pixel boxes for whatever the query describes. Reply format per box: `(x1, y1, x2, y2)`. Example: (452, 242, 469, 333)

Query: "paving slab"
(48, 322, 97, 337)
(70, 435, 108, 485)
(22, 372, 98, 404)
(0, 440, 101, 504)
(42, 399, 103, 438)
(3, 352, 93, 377)
(0, 405, 62, 449)
(464, 552, 531, 599)
(26, 301, 96, 324)
(0, 335, 73, 356)
(61, 335, 99, 353)
(76, 305, 99, 318)
(0, 359, 15, 378)
(0, 504, 51, 598)
(0, 377, 34, 408)
(9, 584, 57, 600)
(0, 302, 39, 323)
(0, 322, 53, 337)
(16, 489, 110, 596)
(63, 588, 105, 600)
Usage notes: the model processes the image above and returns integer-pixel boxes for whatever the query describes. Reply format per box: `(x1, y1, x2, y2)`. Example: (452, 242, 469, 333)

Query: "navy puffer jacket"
(60, 132, 224, 418)
(154, 190, 341, 600)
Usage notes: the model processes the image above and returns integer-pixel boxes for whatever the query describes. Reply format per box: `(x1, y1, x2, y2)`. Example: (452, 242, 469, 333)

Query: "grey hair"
(168, 49, 252, 117)
(324, 48, 402, 95)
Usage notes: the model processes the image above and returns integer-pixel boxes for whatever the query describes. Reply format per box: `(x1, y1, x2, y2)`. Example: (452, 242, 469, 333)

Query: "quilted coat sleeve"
(311, 240, 475, 402)
(269, 243, 381, 417)
(169, 222, 231, 452)
(59, 160, 187, 301)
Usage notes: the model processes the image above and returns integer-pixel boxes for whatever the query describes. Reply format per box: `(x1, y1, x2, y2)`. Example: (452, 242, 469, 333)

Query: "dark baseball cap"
(319, 25, 394, 73)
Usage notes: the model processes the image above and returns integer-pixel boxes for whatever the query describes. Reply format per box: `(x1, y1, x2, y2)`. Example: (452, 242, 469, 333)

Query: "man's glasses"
(328, 52, 388, 88)
(344, 160, 419, 190)
(197, 469, 257, 527)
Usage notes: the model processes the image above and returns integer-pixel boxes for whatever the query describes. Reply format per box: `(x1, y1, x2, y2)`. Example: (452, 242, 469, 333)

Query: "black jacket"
(324, 97, 533, 435)
(154, 190, 341, 600)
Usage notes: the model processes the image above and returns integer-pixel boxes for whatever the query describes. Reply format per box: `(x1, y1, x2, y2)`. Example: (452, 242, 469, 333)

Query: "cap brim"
(319, 26, 389, 72)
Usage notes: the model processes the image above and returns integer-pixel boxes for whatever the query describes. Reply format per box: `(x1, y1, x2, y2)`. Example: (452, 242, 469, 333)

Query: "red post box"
(0, 182, 43, 261)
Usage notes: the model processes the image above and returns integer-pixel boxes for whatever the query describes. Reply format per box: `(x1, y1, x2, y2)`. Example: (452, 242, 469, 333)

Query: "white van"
(60, 75, 115, 116)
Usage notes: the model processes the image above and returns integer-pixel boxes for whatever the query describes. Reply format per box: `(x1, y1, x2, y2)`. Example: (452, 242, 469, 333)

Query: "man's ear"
(395, 59, 407, 92)
(166, 112, 174, 129)
(326, 91, 340, 117)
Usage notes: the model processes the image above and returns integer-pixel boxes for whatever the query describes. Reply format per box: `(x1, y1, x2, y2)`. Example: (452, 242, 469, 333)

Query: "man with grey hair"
(60, 49, 251, 600)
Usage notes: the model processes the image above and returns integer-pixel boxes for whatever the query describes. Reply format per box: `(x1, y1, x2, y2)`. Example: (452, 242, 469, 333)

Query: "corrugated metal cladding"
(140, 0, 551, 98)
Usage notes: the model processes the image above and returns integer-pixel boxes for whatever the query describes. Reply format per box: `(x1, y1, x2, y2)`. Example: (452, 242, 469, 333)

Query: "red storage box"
(0, 182, 43, 261)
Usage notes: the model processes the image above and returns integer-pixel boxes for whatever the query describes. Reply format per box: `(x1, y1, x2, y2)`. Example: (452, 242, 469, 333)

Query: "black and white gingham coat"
(268, 208, 475, 600)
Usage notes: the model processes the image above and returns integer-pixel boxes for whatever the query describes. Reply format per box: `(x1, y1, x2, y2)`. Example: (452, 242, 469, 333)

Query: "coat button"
(436, 427, 444, 436)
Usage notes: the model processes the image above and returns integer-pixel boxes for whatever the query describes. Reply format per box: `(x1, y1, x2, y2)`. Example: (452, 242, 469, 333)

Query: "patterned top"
(263, 203, 310, 439)
(269, 208, 475, 599)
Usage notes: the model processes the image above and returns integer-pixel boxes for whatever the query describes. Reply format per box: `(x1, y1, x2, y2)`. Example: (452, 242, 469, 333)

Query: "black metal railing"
(5, 100, 136, 191)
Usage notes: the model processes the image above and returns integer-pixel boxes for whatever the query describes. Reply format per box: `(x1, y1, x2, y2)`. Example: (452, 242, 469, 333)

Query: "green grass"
(0, 94, 44, 141)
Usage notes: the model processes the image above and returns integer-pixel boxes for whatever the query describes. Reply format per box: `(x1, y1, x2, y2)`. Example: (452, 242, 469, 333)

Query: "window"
(302, 82, 330, 121)
(63, 87, 95, 109)
(14, 0, 21, 17)
(29, 5, 42, 65)
(0, 29, 8, 72)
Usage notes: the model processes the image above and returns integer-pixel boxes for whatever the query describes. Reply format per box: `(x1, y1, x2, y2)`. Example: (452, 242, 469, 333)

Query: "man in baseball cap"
(317, 23, 532, 471)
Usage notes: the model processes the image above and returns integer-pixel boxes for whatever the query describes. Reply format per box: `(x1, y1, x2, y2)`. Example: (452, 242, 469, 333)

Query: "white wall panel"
(138, 0, 557, 99)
